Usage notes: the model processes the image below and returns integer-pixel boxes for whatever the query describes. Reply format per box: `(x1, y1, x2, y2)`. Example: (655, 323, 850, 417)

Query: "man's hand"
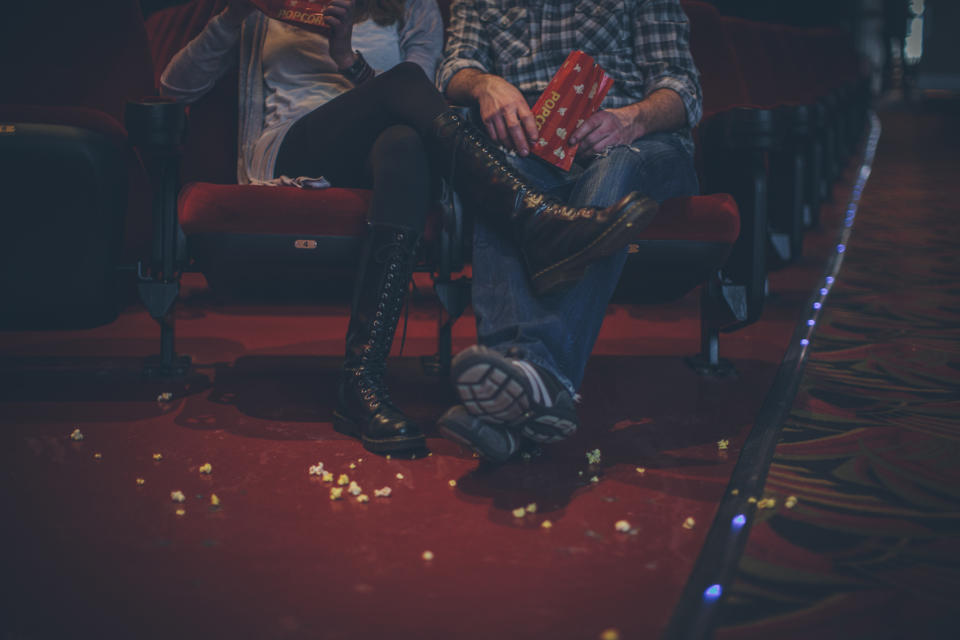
(325, 0, 356, 70)
(569, 106, 643, 157)
(570, 89, 687, 158)
(473, 74, 540, 156)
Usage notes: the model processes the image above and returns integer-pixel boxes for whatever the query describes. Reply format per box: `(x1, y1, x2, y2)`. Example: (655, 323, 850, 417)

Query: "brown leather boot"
(430, 110, 659, 295)
(332, 224, 426, 454)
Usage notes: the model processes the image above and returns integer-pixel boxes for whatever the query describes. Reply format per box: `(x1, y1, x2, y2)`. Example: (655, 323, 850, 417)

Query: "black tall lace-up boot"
(430, 110, 660, 296)
(333, 224, 426, 454)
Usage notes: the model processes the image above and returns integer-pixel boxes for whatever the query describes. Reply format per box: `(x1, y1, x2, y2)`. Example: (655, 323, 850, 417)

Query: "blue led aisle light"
(704, 584, 723, 600)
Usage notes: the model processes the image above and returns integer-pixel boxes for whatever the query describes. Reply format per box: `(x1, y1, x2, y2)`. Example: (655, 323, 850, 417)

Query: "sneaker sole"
(451, 346, 577, 443)
(436, 417, 515, 464)
(529, 193, 658, 296)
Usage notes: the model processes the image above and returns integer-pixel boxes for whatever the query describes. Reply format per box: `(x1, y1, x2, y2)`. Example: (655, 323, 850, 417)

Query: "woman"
(161, 0, 655, 455)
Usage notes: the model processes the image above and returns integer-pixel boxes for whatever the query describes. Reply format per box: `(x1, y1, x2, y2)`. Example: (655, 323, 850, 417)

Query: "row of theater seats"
(0, 0, 868, 378)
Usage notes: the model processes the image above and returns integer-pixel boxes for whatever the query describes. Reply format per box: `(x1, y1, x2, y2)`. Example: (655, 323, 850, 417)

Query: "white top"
(159, 0, 444, 183)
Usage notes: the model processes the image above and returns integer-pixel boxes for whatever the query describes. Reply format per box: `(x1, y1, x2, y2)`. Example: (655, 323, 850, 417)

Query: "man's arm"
(437, 1, 537, 155)
(572, 0, 701, 156)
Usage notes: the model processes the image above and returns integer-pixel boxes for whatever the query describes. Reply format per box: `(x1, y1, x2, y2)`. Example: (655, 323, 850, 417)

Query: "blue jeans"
(470, 131, 700, 394)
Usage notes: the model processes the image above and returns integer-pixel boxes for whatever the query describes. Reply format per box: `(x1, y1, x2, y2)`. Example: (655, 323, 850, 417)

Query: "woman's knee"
(373, 124, 427, 160)
(379, 61, 430, 90)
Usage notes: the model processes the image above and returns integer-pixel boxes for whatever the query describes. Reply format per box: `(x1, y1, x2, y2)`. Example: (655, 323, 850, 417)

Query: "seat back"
(0, 0, 155, 328)
(146, 0, 238, 185)
(0, 1, 155, 122)
(681, 1, 750, 118)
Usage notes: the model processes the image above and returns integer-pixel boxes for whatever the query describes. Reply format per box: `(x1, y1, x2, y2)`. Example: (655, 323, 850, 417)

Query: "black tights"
(274, 62, 451, 230)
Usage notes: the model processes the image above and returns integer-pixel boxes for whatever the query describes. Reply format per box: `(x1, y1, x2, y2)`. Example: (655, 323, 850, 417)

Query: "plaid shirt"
(437, 0, 702, 152)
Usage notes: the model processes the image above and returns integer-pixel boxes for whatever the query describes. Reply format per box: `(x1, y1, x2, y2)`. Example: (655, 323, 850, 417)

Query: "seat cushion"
(179, 182, 372, 237)
(614, 193, 740, 303)
(637, 193, 739, 244)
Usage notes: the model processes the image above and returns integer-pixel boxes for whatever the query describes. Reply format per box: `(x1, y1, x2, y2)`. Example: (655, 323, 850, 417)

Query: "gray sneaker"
(450, 345, 578, 444)
(436, 405, 519, 463)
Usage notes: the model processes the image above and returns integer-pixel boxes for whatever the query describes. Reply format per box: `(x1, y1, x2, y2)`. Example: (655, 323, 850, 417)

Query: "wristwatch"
(340, 50, 374, 85)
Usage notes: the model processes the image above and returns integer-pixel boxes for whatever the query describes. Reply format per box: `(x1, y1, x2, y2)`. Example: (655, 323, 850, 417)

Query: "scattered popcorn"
(731, 489, 740, 496)
(356, 494, 370, 503)
(512, 507, 527, 518)
(541, 520, 553, 529)
(70, 428, 84, 441)
(152, 453, 163, 461)
(348, 481, 363, 496)
(757, 498, 777, 510)
(586, 449, 602, 465)
(590, 476, 599, 484)
(718, 439, 730, 451)
(157, 392, 173, 402)
(396, 473, 405, 480)
(578, 471, 584, 477)
(210, 494, 221, 506)
(374, 487, 392, 498)
(386, 455, 392, 460)
(170, 490, 186, 503)
(136, 478, 145, 486)
(422, 550, 434, 561)
(357, 458, 364, 463)
(448, 480, 457, 487)
(337, 474, 350, 486)
(682, 517, 696, 530)
(427, 453, 433, 457)
(614, 520, 631, 533)
(321, 471, 335, 482)
(747, 497, 758, 504)
(308, 462, 324, 476)
(330, 487, 344, 500)
(349, 463, 356, 470)
(175, 508, 186, 517)
(635, 467, 646, 475)
(199, 463, 213, 475)
(785, 495, 798, 509)
(525, 503, 538, 514)
(93, 453, 102, 460)
(600, 629, 621, 640)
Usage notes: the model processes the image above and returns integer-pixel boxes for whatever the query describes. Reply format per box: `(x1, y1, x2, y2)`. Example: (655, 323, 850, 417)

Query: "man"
(434, 0, 703, 462)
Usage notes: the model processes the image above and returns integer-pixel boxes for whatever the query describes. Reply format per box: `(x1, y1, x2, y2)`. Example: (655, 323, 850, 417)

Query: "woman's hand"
(324, 0, 357, 70)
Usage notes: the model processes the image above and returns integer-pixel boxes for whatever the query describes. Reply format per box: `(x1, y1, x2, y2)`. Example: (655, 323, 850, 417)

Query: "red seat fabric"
(0, 1, 155, 123)
(640, 193, 740, 244)
(681, 1, 751, 117)
(179, 184, 372, 236)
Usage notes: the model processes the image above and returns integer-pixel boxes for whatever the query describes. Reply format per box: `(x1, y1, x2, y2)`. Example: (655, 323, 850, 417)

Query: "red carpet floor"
(0, 123, 866, 638)
(716, 94, 960, 640)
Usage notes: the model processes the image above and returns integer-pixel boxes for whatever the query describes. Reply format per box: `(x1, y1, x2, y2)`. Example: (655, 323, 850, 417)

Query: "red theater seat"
(0, 0, 155, 329)
(133, 0, 746, 375)
(135, 0, 463, 375)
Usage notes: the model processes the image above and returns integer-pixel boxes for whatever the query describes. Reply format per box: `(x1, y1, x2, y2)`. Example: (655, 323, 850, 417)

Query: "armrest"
(124, 98, 188, 277)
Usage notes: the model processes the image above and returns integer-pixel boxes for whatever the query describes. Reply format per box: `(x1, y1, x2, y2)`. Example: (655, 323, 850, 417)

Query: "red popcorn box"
(249, 0, 334, 33)
(530, 51, 614, 171)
